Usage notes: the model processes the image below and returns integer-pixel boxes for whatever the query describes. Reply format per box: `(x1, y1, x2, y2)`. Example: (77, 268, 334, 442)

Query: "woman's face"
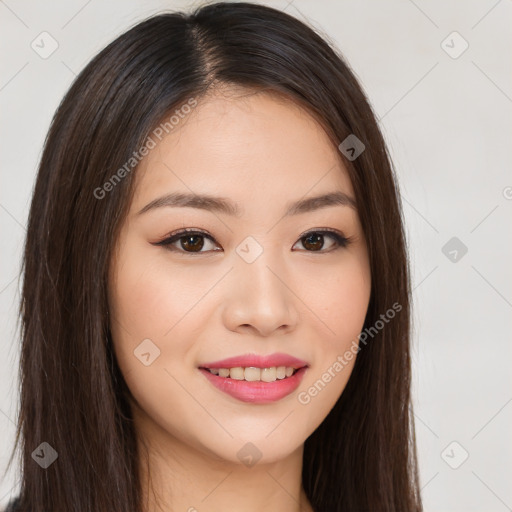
(108, 88, 371, 465)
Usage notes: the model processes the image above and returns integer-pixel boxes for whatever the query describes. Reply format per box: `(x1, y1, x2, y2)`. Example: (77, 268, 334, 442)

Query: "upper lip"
(199, 352, 309, 369)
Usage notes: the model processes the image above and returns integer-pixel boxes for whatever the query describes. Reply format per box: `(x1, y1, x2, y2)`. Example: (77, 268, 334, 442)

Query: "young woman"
(3, 2, 423, 511)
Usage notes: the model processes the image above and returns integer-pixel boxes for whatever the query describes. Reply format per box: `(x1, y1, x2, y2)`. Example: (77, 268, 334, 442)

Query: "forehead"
(131, 87, 355, 216)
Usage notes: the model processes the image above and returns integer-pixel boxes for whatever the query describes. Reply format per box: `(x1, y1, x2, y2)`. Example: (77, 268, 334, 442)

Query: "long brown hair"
(6, 2, 422, 511)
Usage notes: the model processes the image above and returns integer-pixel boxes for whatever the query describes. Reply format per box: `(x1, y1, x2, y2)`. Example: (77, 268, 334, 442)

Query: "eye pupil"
(303, 233, 324, 251)
(182, 235, 204, 252)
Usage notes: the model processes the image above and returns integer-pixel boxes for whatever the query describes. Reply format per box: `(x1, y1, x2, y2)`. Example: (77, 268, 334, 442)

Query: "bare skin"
(108, 86, 371, 512)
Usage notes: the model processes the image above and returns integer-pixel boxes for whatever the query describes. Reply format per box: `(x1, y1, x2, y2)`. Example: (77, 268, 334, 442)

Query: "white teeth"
(229, 367, 244, 380)
(205, 366, 299, 382)
(261, 367, 276, 382)
(244, 367, 260, 381)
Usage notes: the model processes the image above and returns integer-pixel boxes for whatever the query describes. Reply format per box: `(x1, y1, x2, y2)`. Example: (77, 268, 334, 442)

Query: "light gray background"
(1, 1, 511, 510)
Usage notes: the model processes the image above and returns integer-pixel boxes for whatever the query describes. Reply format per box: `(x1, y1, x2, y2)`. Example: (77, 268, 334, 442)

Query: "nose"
(221, 251, 299, 337)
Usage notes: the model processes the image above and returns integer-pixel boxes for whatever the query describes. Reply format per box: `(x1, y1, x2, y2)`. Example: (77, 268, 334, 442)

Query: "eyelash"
(153, 227, 352, 255)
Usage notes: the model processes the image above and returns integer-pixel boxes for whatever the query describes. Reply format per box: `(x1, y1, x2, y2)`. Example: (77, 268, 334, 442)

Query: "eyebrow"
(136, 190, 357, 217)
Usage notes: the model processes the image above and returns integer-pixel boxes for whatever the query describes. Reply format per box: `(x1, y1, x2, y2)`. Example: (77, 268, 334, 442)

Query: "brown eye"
(153, 229, 220, 254)
(302, 233, 324, 251)
(180, 234, 205, 252)
(294, 230, 350, 252)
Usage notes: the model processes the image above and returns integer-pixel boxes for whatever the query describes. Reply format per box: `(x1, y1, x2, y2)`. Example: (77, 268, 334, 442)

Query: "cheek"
(299, 249, 371, 345)
(108, 238, 229, 405)
(328, 270, 370, 343)
(110, 240, 214, 340)
(294, 250, 370, 425)
(108, 240, 216, 443)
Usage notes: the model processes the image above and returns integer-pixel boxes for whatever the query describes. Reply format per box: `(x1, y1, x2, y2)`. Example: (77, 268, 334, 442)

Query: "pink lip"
(199, 366, 309, 404)
(199, 352, 309, 369)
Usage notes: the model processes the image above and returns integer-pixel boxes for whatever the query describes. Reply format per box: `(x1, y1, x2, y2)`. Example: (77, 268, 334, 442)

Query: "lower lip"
(198, 367, 308, 404)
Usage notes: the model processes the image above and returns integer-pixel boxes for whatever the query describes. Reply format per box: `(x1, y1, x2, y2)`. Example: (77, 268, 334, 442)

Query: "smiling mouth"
(198, 365, 309, 403)
(198, 366, 304, 382)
